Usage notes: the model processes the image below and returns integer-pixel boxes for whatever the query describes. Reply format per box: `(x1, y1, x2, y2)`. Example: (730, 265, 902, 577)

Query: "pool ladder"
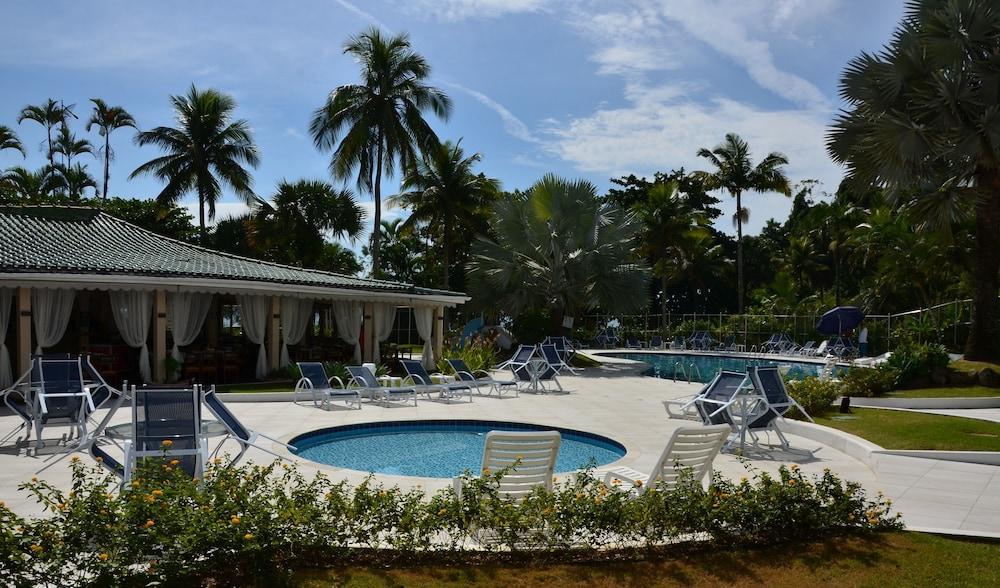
(671, 362, 702, 383)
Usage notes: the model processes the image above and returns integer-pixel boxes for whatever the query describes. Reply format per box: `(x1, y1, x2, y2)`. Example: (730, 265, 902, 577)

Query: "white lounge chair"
(603, 424, 730, 494)
(453, 430, 561, 500)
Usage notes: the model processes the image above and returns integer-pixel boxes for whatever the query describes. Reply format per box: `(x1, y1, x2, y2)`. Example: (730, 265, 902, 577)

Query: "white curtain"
(32, 288, 76, 354)
(280, 297, 313, 367)
(372, 303, 396, 363)
(169, 291, 213, 370)
(238, 295, 270, 379)
(0, 289, 12, 388)
(109, 290, 153, 383)
(332, 301, 363, 363)
(414, 306, 435, 370)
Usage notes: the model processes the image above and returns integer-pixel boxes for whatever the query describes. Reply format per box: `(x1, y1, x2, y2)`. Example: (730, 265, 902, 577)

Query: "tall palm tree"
(87, 99, 137, 198)
(51, 125, 94, 168)
(467, 174, 650, 333)
(310, 27, 452, 277)
(694, 133, 791, 313)
(131, 85, 260, 242)
(390, 139, 499, 290)
(52, 162, 97, 199)
(0, 125, 25, 156)
(17, 99, 71, 167)
(828, 0, 1000, 360)
(0, 166, 64, 201)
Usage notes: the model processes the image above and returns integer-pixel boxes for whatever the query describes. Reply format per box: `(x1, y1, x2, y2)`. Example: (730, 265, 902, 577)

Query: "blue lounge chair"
(510, 349, 564, 393)
(540, 343, 578, 376)
(2, 356, 94, 449)
(745, 366, 813, 449)
(400, 359, 473, 403)
(125, 385, 209, 482)
(669, 336, 686, 350)
(497, 344, 536, 370)
(293, 362, 361, 410)
(347, 365, 417, 406)
(446, 358, 518, 397)
(204, 388, 297, 465)
(626, 336, 643, 349)
(649, 335, 664, 350)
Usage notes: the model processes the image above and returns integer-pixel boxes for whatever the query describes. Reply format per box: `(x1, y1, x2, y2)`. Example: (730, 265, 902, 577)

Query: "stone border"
(847, 396, 1000, 410)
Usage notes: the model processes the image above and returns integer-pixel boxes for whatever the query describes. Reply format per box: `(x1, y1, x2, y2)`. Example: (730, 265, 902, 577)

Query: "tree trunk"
(46, 126, 53, 168)
(103, 134, 110, 198)
(834, 245, 841, 306)
(551, 307, 565, 337)
(442, 216, 451, 291)
(198, 188, 206, 244)
(965, 172, 1000, 361)
(736, 190, 744, 314)
(371, 142, 383, 277)
(661, 274, 668, 331)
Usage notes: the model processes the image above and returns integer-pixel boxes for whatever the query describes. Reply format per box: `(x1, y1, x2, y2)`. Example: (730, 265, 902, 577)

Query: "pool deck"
(1, 360, 997, 537)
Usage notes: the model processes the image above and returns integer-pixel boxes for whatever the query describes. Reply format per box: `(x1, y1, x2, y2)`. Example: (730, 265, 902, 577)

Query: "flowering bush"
(440, 334, 500, 374)
(0, 457, 901, 586)
(840, 366, 900, 397)
(784, 376, 842, 418)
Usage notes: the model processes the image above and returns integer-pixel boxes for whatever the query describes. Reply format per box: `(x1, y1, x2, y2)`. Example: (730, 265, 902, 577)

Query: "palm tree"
(249, 179, 366, 267)
(695, 133, 791, 313)
(631, 179, 711, 324)
(52, 162, 97, 199)
(390, 140, 499, 290)
(51, 125, 94, 168)
(0, 166, 64, 201)
(0, 125, 25, 156)
(87, 99, 137, 198)
(17, 99, 71, 167)
(467, 174, 650, 333)
(310, 27, 452, 277)
(131, 85, 260, 241)
(828, 0, 1000, 360)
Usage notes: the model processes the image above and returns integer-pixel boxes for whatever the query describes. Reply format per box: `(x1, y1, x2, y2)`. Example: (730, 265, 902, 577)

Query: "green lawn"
(293, 532, 1000, 587)
(950, 359, 1000, 373)
(816, 408, 1000, 451)
(888, 386, 1000, 399)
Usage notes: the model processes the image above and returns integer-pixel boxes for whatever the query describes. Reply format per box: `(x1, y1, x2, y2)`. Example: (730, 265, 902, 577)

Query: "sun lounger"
(603, 424, 730, 493)
(453, 430, 561, 500)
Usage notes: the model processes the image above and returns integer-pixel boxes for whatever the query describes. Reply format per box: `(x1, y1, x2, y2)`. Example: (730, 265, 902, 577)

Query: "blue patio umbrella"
(816, 306, 865, 336)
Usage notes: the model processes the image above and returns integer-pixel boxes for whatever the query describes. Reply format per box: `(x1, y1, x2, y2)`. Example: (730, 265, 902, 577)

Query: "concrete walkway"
(0, 364, 997, 536)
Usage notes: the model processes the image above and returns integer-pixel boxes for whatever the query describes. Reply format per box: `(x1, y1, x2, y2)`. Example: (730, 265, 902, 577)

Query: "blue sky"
(0, 0, 905, 246)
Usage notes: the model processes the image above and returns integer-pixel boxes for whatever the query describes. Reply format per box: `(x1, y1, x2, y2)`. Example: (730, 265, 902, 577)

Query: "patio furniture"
(346, 365, 417, 406)
(603, 424, 730, 494)
(626, 336, 643, 349)
(400, 359, 473, 403)
(743, 366, 813, 449)
(122, 385, 210, 482)
(453, 430, 561, 500)
(540, 343, 579, 375)
(293, 362, 361, 410)
(203, 387, 296, 465)
(797, 341, 816, 356)
(2, 356, 95, 449)
(649, 335, 664, 350)
(669, 336, 686, 350)
(446, 358, 518, 397)
(496, 344, 536, 370)
(511, 355, 564, 394)
(545, 336, 577, 364)
(717, 336, 738, 352)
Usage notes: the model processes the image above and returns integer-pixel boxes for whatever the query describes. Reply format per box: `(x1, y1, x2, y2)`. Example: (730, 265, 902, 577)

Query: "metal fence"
(578, 299, 974, 354)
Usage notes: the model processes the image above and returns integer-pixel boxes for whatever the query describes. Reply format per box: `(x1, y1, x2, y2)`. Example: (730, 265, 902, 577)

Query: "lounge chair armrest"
(455, 370, 479, 381)
(402, 374, 429, 386)
(294, 377, 313, 390)
(328, 376, 346, 389)
(472, 369, 493, 379)
(603, 467, 647, 488)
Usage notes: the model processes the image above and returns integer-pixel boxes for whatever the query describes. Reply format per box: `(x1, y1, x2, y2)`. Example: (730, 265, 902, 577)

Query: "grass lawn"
(293, 532, 1000, 587)
(950, 359, 1000, 373)
(888, 386, 1000, 399)
(815, 408, 1000, 451)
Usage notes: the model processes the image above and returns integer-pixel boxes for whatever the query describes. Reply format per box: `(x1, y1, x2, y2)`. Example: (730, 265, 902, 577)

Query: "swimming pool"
(291, 420, 627, 478)
(599, 351, 843, 383)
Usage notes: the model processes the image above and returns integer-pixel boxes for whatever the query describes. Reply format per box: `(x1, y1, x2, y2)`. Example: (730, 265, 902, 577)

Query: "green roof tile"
(0, 206, 464, 299)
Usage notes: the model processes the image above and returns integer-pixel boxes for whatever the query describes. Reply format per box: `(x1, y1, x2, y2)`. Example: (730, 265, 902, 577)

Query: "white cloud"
(403, 0, 546, 21)
(444, 82, 539, 144)
(333, 0, 393, 32)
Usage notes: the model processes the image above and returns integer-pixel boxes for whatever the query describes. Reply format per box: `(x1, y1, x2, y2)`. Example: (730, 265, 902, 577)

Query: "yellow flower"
(787, 479, 797, 486)
(98, 552, 109, 561)
(152, 490, 163, 497)
(144, 495, 155, 504)
(30, 544, 42, 553)
(31, 476, 38, 483)
(131, 481, 141, 488)
(70, 456, 80, 463)
(633, 480, 643, 488)
(231, 516, 241, 525)
(438, 508, 447, 516)
(95, 456, 104, 463)
(161, 439, 173, 448)
(243, 533, 254, 541)
(143, 519, 155, 529)
(481, 467, 490, 475)
(169, 459, 180, 466)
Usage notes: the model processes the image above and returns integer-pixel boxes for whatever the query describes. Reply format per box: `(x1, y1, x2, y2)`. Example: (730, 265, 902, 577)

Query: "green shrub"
(784, 376, 842, 418)
(839, 366, 900, 397)
(0, 457, 901, 586)
(887, 342, 949, 384)
(440, 334, 500, 374)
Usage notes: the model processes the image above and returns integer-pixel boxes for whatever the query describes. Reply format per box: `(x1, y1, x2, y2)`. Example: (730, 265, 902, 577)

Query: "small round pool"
(290, 420, 627, 478)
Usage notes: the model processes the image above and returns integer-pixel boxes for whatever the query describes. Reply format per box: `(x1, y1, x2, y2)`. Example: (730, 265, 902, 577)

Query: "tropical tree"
(87, 99, 137, 198)
(630, 179, 711, 322)
(17, 99, 71, 166)
(51, 125, 94, 168)
(390, 139, 499, 290)
(467, 174, 650, 333)
(827, 0, 1000, 360)
(51, 163, 97, 199)
(0, 166, 64, 202)
(318, 242, 364, 276)
(248, 179, 366, 268)
(0, 125, 25, 156)
(310, 27, 452, 276)
(695, 133, 791, 313)
(367, 218, 424, 284)
(131, 85, 260, 241)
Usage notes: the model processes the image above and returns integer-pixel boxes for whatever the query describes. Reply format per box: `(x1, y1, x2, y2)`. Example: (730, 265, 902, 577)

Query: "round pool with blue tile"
(290, 420, 627, 478)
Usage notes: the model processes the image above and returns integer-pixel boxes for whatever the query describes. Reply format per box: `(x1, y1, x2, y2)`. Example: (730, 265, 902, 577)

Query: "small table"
(525, 358, 550, 393)
(104, 420, 229, 440)
(378, 376, 403, 388)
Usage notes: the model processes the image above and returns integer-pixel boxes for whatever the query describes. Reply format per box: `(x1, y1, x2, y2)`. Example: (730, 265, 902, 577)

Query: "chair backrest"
(694, 371, 747, 426)
(400, 359, 432, 383)
(481, 430, 561, 500)
(203, 389, 251, 442)
(751, 366, 791, 406)
(37, 357, 87, 420)
(650, 335, 663, 346)
(446, 358, 476, 382)
(132, 386, 202, 477)
(512, 344, 536, 364)
(297, 362, 331, 391)
(540, 344, 562, 366)
(647, 424, 731, 492)
(347, 365, 380, 388)
(815, 340, 828, 354)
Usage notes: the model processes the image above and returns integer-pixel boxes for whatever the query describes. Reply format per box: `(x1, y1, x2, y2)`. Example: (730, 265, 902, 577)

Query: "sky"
(0, 0, 906, 247)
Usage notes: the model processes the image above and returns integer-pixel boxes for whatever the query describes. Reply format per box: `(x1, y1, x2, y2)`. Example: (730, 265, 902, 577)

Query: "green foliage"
(0, 458, 901, 586)
(440, 334, 499, 373)
(840, 366, 900, 398)
(784, 376, 841, 418)
(887, 342, 950, 385)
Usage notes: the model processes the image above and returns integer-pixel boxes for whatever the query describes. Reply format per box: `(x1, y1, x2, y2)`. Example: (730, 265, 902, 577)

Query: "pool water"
(291, 420, 626, 478)
(601, 352, 843, 383)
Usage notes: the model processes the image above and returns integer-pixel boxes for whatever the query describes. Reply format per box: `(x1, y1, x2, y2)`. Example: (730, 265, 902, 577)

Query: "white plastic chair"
(603, 424, 730, 494)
